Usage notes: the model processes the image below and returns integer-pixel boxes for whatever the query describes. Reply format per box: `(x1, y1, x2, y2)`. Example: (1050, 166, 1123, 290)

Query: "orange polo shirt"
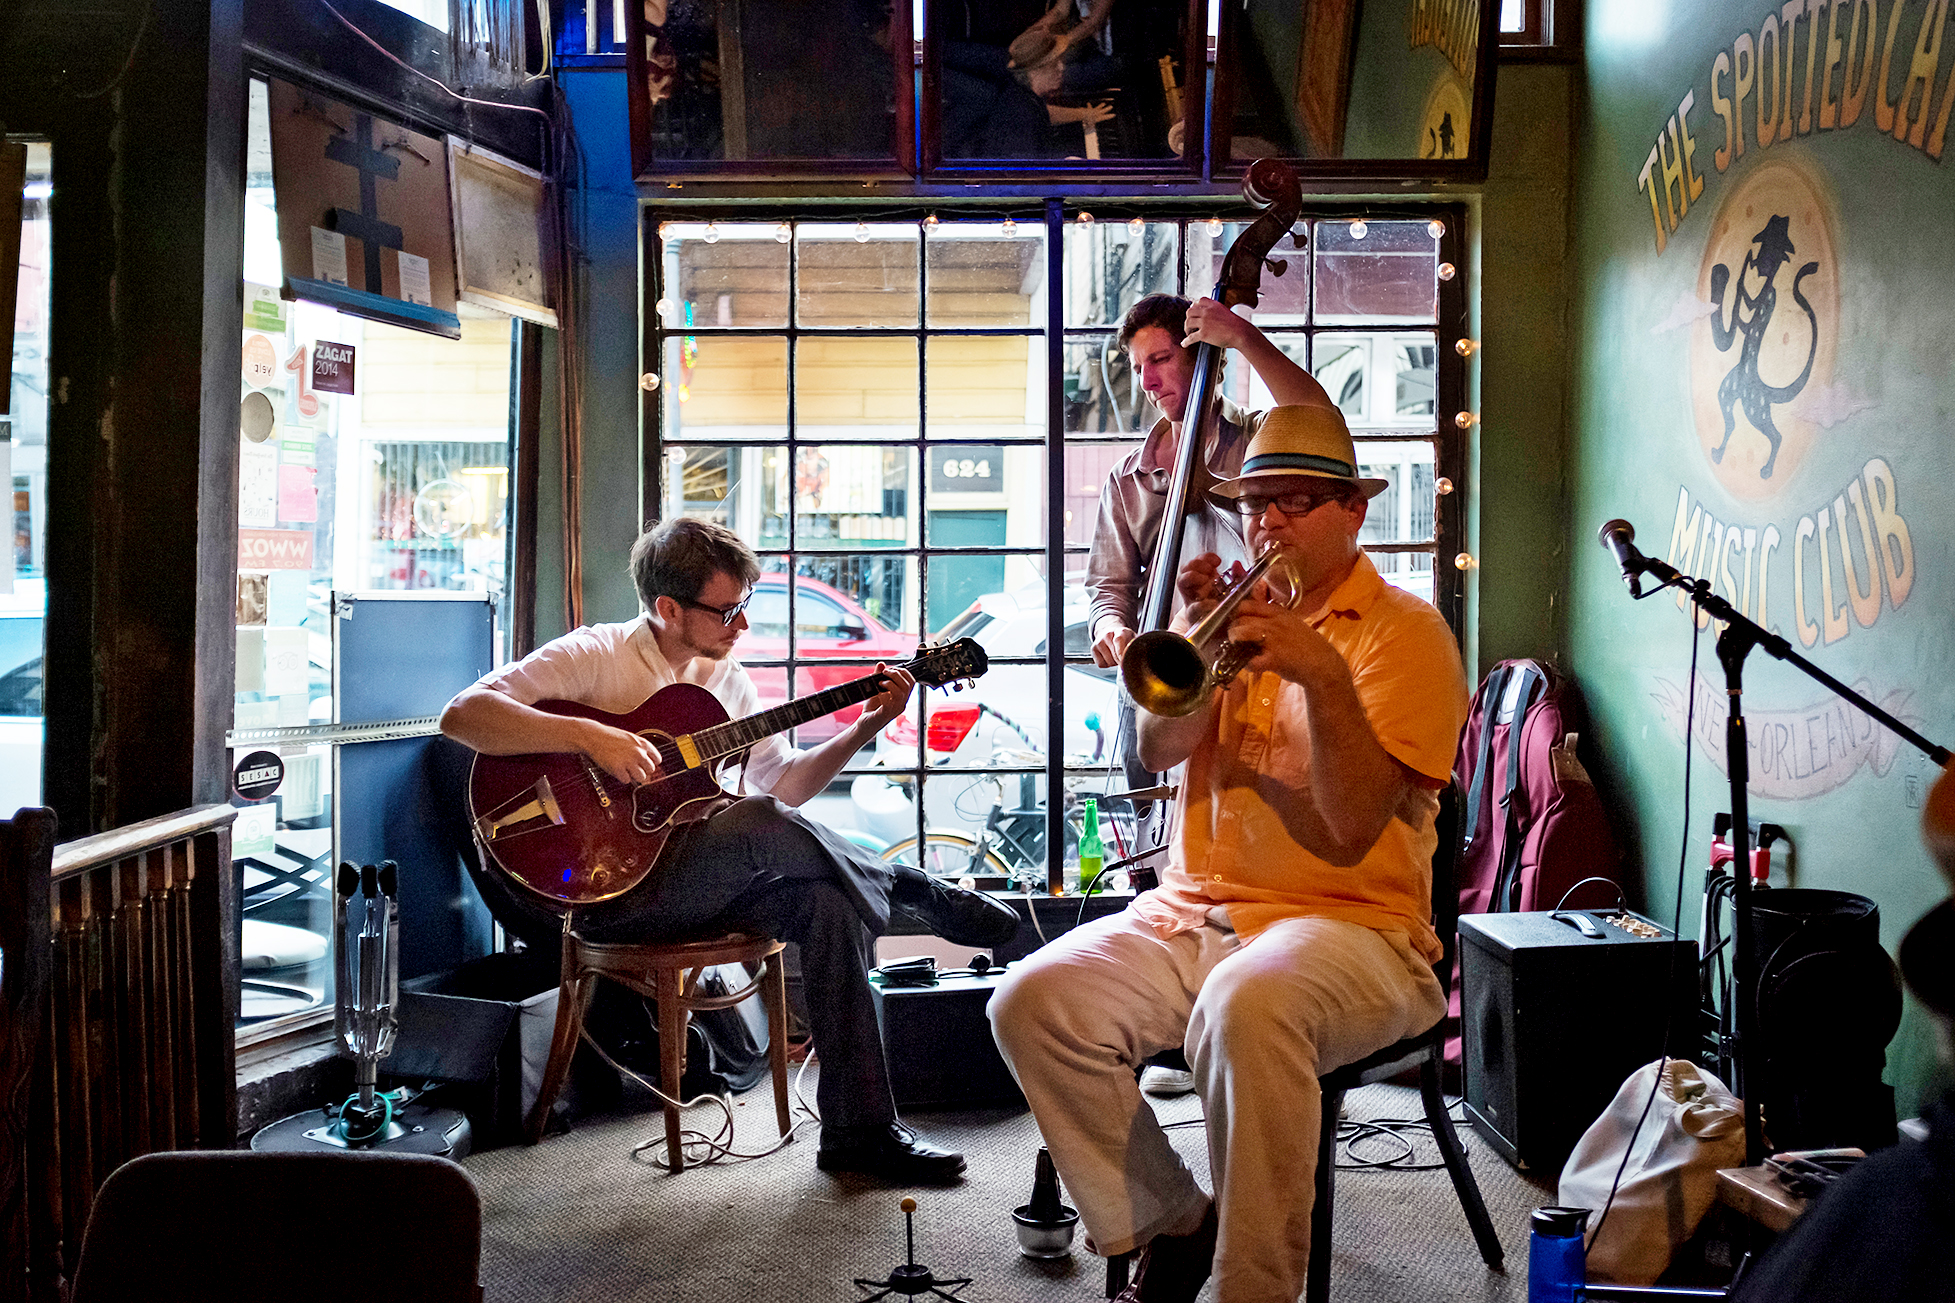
(1132, 551, 1469, 963)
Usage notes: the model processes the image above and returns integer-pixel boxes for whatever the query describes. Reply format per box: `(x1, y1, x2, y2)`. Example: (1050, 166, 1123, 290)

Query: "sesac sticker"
(233, 750, 286, 802)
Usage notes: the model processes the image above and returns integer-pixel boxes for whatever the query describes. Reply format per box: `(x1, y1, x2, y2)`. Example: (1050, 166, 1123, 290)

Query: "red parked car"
(737, 573, 917, 743)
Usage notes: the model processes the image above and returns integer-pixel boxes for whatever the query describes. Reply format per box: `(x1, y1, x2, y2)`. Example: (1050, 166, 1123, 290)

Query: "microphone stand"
(1616, 549, 1950, 1165)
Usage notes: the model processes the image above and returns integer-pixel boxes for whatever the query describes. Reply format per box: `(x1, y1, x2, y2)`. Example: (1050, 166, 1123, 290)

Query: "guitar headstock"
(907, 637, 989, 687)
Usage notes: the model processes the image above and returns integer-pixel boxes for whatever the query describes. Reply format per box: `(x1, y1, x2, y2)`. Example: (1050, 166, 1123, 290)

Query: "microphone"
(1597, 519, 1645, 598)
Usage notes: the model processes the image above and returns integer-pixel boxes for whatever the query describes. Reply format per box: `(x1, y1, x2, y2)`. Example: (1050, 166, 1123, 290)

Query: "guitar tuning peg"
(1264, 257, 1287, 277)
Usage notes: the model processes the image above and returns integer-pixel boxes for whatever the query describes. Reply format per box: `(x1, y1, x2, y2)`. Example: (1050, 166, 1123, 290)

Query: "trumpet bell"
(1121, 629, 1210, 718)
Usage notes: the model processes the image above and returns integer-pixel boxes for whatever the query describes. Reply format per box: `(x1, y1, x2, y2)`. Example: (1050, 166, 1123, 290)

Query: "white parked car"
(851, 576, 1129, 876)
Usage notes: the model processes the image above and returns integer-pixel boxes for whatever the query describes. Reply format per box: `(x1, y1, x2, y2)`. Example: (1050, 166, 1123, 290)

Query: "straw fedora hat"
(1212, 404, 1390, 500)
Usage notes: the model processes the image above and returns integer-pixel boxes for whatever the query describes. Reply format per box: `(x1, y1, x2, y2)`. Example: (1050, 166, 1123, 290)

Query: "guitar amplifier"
(869, 973, 1024, 1109)
(1459, 910, 1697, 1172)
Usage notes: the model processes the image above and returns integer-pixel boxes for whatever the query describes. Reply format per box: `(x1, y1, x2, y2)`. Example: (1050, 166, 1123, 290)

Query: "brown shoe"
(1113, 1202, 1218, 1303)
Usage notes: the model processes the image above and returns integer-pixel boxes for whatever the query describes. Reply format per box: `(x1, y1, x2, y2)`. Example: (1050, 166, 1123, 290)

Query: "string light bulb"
(1455, 552, 1479, 571)
(1435, 476, 1454, 496)
(1427, 219, 1446, 239)
(774, 222, 791, 244)
(1454, 411, 1479, 429)
(1128, 216, 1145, 236)
(1002, 216, 1017, 236)
(655, 298, 673, 318)
(1437, 262, 1457, 281)
(639, 372, 661, 392)
(703, 221, 721, 244)
(1077, 210, 1095, 225)
(854, 221, 871, 243)
(1455, 338, 1479, 357)
(923, 213, 940, 229)
(1349, 219, 1369, 240)
(1207, 216, 1224, 236)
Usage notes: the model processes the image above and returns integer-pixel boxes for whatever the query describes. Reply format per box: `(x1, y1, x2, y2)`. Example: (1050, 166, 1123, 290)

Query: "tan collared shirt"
(1085, 397, 1262, 641)
(1131, 552, 1469, 961)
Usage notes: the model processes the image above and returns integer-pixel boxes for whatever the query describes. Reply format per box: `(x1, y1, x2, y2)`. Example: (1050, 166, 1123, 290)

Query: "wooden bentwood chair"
(524, 920, 793, 1171)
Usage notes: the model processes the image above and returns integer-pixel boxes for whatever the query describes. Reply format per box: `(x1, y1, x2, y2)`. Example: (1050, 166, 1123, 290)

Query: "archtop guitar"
(468, 639, 988, 907)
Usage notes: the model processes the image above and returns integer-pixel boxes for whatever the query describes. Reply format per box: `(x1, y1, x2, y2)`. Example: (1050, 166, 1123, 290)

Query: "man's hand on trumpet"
(1171, 552, 1229, 631)
(1225, 596, 1341, 687)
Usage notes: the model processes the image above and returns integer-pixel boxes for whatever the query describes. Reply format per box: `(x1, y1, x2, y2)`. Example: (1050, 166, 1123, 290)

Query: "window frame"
(642, 202, 1469, 892)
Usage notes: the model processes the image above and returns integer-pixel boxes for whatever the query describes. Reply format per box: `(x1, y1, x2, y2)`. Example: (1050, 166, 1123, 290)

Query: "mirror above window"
(618, 0, 1498, 180)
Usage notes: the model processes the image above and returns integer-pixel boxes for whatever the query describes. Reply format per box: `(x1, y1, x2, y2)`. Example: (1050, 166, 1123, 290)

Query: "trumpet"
(1121, 546, 1304, 717)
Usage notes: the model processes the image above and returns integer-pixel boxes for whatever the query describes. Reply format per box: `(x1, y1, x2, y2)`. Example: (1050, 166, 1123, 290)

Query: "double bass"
(1134, 159, 1304, 634)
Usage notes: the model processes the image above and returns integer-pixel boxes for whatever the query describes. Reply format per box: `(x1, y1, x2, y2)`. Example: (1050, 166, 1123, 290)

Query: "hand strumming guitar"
(580, 719, 666, 786)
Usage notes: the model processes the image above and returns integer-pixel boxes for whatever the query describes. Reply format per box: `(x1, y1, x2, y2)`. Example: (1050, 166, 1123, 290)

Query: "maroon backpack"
(1444, 659, 1622, 1066)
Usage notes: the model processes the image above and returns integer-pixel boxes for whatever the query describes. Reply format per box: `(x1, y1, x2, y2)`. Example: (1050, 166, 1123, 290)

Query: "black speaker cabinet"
(1460, 910, 1697, 1172)
(869, 973, 1025, 1109)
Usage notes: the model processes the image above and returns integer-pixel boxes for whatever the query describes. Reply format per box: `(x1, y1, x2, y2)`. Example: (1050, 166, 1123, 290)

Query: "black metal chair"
(1305, 782, 1504, 1301)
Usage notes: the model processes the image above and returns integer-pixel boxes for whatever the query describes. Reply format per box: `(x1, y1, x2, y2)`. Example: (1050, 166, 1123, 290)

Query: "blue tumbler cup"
(1527, 1206, 1590, 1303)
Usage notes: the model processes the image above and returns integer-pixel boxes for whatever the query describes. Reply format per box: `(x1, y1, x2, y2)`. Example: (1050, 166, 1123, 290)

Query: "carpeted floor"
(463, 1067, 1557, 1303)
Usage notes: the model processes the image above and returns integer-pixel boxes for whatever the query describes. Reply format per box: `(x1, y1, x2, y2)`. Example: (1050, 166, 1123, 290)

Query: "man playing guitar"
(440, 518, 1018, 1182)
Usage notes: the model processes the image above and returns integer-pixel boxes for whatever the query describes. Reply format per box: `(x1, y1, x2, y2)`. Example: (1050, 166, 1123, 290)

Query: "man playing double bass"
(441, 518, 1020, 1183)
(1084, 293, 1335, 673)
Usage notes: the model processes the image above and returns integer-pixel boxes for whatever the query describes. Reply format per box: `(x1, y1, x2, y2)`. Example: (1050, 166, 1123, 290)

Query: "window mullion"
(1044, 197, 1066, 897)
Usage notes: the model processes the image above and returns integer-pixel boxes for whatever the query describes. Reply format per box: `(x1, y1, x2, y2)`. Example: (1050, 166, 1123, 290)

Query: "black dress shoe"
(817, 1122, 968, 1183)
(1113, 1202, 1217, 1303)
(890, 866, 1020, 948)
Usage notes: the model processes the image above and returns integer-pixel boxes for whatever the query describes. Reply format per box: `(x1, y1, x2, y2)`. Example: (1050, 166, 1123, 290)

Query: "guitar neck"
(688, 669, 891, 762)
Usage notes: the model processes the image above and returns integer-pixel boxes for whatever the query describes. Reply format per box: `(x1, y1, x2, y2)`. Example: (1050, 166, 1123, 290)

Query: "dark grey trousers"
(574, 795, 900, 1135)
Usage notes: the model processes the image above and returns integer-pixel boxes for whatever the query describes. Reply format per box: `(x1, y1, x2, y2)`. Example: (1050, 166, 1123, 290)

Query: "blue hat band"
(1241, 451, 1357, 479)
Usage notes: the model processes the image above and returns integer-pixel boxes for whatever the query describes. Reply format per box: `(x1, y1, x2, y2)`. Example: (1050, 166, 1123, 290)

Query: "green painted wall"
(1476, 59, 1578, 679)
(1568, 0, 1955, 1117)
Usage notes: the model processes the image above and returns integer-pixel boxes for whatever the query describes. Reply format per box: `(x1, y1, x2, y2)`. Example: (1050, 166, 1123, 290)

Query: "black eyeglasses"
(1228, 489, 1350, 517)
(678, 592, 754, 626)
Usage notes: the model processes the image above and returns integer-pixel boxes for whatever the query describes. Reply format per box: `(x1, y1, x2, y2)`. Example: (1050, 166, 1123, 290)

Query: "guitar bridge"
(474, 776, 566, 844)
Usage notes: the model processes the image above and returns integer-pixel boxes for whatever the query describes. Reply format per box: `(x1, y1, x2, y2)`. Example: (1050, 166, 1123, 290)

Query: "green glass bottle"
(1077, 798, 1105, 894)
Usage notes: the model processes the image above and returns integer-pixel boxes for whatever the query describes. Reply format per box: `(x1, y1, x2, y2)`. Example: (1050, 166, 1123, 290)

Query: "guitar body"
(468, 683, 735, 908)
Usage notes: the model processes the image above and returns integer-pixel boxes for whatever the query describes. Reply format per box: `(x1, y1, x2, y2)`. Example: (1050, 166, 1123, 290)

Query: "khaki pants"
(990, 908, 1444, 1303)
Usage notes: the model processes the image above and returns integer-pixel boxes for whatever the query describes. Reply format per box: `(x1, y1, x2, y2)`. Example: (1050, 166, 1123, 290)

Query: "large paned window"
(651, 208, 1462, 891)
(232, 80, 519, 1030)
(3, 144, 50, 817)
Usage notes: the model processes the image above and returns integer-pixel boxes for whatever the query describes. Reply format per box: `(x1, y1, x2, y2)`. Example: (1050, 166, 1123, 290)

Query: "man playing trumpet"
(990, 405, 1469, 1303)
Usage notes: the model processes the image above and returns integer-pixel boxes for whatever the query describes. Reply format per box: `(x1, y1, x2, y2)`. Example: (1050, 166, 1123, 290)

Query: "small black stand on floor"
(854, 1198, 972, 1303)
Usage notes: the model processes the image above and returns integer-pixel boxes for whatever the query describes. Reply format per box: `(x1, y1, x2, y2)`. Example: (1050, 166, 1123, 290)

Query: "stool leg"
(764, 949, 791, 1137)
(658, 964, 688, 1171)
(526, 966, 593, 1145)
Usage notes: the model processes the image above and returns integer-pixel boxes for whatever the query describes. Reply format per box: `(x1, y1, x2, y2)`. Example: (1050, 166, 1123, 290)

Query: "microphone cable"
(1586, 597, 1704, 1257)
